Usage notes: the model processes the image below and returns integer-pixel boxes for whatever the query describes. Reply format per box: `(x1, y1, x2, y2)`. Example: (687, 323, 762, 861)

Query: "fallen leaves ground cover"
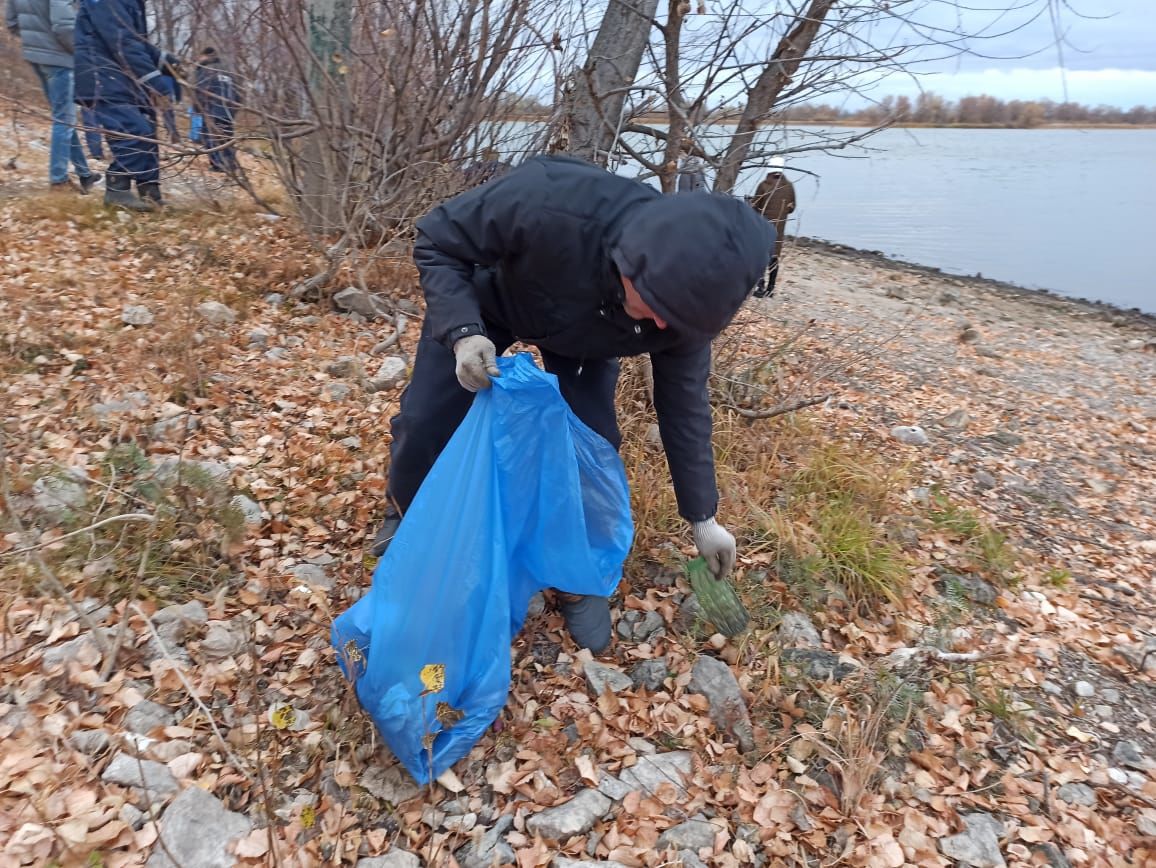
(1, 125, 1155, 867)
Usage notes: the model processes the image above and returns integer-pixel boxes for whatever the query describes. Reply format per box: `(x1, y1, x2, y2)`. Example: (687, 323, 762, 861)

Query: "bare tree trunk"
(657, 0, 685, 192)
(299, 0, 352, 236)
(567, 0, 659, 165)
(713, 0, 836, 193)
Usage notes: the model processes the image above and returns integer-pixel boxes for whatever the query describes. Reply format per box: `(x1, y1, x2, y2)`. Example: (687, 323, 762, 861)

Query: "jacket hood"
(609, 191, 775, 340)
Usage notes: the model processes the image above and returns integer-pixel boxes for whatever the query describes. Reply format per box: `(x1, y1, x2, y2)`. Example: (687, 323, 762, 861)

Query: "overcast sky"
(872, 0, 1155, 107)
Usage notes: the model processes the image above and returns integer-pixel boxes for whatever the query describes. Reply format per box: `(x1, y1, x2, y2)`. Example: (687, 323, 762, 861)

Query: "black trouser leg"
(385, 320, 513, 513)
(538, 352, 621, 451)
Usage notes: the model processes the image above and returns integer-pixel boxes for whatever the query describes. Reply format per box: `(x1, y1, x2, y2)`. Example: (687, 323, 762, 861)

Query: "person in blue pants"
(80, 106, 105, 160)
(5, 0, 101, 192)
(73, 0, 178, 210)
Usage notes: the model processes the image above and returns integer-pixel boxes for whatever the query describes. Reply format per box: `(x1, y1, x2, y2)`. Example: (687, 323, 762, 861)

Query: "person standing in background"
(5, 0, 101, 192)
(750, 156, 796, 298)
(74, 0, 178, 210)
(193, 46, 239, 173)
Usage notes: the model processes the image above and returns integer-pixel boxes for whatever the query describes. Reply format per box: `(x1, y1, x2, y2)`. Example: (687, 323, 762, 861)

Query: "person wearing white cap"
(751, 156, 796, 297)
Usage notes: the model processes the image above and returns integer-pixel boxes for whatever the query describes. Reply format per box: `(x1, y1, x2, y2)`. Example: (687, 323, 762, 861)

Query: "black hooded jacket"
(413, 155, 774, 522)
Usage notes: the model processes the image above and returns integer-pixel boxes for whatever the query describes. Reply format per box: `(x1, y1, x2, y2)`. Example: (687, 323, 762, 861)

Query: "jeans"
(31, 64, 92, 184)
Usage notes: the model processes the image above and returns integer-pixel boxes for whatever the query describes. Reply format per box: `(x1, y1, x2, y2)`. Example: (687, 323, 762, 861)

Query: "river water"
(763, 126, 1156, 313)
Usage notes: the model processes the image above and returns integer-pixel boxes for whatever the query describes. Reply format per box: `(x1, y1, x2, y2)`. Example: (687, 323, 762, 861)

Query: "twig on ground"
(0, 513, 156, 558)
(731, 393, 831, 420)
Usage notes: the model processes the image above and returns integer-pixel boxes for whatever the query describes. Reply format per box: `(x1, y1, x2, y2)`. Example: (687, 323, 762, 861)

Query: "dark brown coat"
(751, 171, 796, 260)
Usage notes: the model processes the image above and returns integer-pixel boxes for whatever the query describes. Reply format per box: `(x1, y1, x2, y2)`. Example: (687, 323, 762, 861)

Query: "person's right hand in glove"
(453, 335, 500, 392)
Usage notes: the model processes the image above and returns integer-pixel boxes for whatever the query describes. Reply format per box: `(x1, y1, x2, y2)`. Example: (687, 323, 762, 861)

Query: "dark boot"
(369, 505, 402, 558)
(558, 593, 612, 653)
(78, 172, 102, 194)
(104, 174, 153, 211)
(137, 182, 166, 208)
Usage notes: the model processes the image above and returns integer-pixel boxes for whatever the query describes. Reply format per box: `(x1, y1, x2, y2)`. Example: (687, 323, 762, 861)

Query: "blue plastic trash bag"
(332, 353, 633, 783)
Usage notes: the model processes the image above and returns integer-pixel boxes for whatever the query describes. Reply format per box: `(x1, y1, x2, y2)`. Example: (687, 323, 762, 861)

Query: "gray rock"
(1138, 816, 1156, 837)
(125, 701, 176, 735)
(264, 347, 289, 361)
(119, 803, 147, 830)
(526, 788, 611, 841)
(356, 851, 421, 868)
(630, 659, 668, 692)
(937, 572, 998, 606)
(326, 356, 357, 378)
(200, 621, 246, 660)
(102, 753, 179, 796)
(657, 817, 715, 852)
(689, 656, 755, 753)
(122, 304, 155, 326)
(616, 610, 664, 643)
(1072, 681, 1095, 699)
(1031, 843, 1072, 868)
(676, 852, 709, 868)
(781, 648, 858, 681)
(231, 494, 262, 526)
(555, 859, 627, 868)
(456, 815, 515, 868)
(323, 382, 352, 401)
(31, 473, 88, 521)
(265, 293, 285, 306)
(1107, 767, 1129, 785)
(1112, 740, 1149, 771)
(340, 436, 362, 450)
(975, 470, 998, 490)
(290, 563, 333, 590)
(195, 301, 237, 325)
(778, 612, 822, 649)
(283, 335, 305, 348)
(443, 812, 477, 833)
(1042, 681, 1063, 696)
(248, 327, 271, 348)
(938, 813, 1006, 868)
(1056, 782, 1096, 807)
(596, 773, 634, 802)
(154, 600, 209, 628)
(1101, 688, 1121, 704)
(627, 737, 656, 755)
(145, 785, 251, 868)
(941, 408, 971, 430)
(585, 661, 633, 697)
(526, 592, 547, 618)
(90, 392, 149, 420)
(70, 729, 110, 754)
(644, 423, 663, 448)
(152, 458, 231, 486)
(42, 630, 112, 669)
(938, 289, 961, 305)
(369, 356, 408, 391)
(890, 425, 930, 446)
(334, 287, 389, 319)
(150, 414, 198, 441)
(359, 764, 420, 805)
(676, 594, 705, 632)
(990, 430, 1024, 447)
(617, 751, 694, 797)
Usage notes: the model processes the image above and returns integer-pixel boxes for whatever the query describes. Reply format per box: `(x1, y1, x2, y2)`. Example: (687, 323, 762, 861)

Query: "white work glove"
(453, 335, 500, 392)
(692, 518, 737, 580)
